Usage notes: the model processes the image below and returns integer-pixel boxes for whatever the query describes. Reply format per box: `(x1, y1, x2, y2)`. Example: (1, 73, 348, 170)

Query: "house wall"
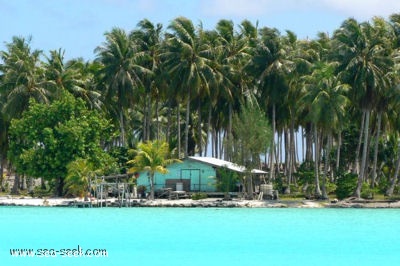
(136, 159, 217, 192)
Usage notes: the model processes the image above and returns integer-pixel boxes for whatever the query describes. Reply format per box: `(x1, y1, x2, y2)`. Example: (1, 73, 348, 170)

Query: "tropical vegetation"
(2, 15, 400, 199)
(127, 140, 180, 200)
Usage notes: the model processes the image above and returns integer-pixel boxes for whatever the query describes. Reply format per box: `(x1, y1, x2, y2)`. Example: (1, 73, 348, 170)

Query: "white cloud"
(200, 0, 286, 17)
(201, 0, 400, 20)
(321, 0, 400, 19)
(136, 0, 157, 12)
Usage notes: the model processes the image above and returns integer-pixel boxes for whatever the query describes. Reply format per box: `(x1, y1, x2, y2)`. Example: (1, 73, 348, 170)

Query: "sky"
(0, 0, 399, 61)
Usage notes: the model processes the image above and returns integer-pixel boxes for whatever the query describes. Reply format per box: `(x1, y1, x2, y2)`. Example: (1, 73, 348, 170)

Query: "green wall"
(136, 159, 217, 192)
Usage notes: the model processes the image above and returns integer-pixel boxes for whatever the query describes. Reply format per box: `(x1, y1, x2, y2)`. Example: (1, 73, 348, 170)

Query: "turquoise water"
(1, 207, 400, 266)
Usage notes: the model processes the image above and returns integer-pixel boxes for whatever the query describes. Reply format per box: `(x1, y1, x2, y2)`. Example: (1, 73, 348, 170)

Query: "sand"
(1, 195, 400, 208)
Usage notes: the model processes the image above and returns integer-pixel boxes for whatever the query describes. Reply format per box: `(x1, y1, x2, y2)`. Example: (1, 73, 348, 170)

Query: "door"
(180, 169, 200, 191)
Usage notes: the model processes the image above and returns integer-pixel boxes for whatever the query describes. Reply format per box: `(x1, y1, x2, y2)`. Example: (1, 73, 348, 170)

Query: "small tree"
(216, 167, 240, 194)
(64, 155, 118, 198)
(127, 140, 180, 199)
(230, 102, 272, 197)
(8, 92, 114, 196)
(64, 159, 93, 198)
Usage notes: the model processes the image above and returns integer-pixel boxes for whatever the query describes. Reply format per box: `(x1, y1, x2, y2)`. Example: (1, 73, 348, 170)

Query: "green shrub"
(325, 181, 337, 195)
(377, 175, 389, 194)
(191, 192, 208, 200)
(137, 185, 147, 198)
(335, 173, 357, 200)
(32, 185, 54, 198)
(274, 174, 285, 194)
(289, 184, 300, 194)
(361, 182, 378, 199)
(216, 167, 239, 192)
(296, 162, 315, 185)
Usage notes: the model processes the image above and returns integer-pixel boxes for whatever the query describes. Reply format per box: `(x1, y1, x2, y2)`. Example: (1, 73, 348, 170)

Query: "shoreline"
(1, 196, 400, 208)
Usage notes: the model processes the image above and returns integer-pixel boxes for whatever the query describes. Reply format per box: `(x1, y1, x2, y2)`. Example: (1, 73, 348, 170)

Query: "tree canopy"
(7, 92, 115, 195)
(2, 14, 400, 198)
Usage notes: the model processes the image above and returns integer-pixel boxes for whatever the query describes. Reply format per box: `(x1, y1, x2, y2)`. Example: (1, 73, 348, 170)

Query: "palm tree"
(64, 158, 94, 198)
(45, 49, 102, 109)
(95, 28, 150, 146)
(250, 27, 292, 182)
(1, 36, 52, 118)
(130, 19, 164, 142)
(214, 19, 254, 161)
(127, 140, 180, 199)
(385, 87, 400, 196)
(0, 36, 53, 194)
(162, 17, 216, 158)
(300, 62, 349, 198)
(0, 109, 8, 191)
(333, 18, 393, 198)
(369, 18, 396, 189)
(282, 30, 311, 194)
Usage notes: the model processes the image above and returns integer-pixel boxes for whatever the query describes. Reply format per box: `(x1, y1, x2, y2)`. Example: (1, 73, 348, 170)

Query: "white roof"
(188, 156, 267, 174)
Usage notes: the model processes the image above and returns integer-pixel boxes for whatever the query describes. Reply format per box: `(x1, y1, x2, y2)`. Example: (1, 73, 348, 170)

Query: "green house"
(136, 156, 267, 194)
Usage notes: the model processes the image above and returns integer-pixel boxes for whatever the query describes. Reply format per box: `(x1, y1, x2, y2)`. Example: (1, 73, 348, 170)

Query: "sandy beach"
(1, 196, 400, 208)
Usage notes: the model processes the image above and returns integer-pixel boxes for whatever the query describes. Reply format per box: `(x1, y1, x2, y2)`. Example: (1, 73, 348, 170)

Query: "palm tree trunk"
(225, 103, 233, 161)
(147, 93, 152, 141)
(27, 177, 34, 193)
(184, 88, 191, 158)
(212, 129, 216, 158)
(285, 115, 296, 194)
(355, 109, 370, 198)
(371, 111, 382, 189)
(120, 110, 125, 146)
(219, 130, 224, 159)
(143, 97, 148, 141)
(336, 130, 342, 173)
(314, 124, 322, 197)
(321, 133, 331, 199)
(295, 128, 300, 164)
(290, 117, 296, 174)
(150, 172, 155, 200)
(204, 105, 212, 157)
(0, 154, 4, 191)
(269, 104, 276, 181)
(41, 177, 46, 189)
(56, 176, 64, 197)
(305, 123, 313, 164)
(284, 130, 289, 178)
(12, 173, 20, 195)
(387, 141, 400, 196)
(284, 129, 290, 194)
(177, 105, 181, 158)
(20, 175, 26, 190)
(277, 132, 282, 175)
(197, 98, 202, 156)
(166, 100, 172, 144)
(213, 129, 217, 158)
(303, 127, 306, 162)
(246, 175, 254, 199)
(156, 95, 159, 141)
(353, 111, 366, 174)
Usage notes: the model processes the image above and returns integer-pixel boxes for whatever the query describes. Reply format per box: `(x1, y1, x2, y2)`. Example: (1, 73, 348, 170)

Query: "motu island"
(2, 15, 400, 205)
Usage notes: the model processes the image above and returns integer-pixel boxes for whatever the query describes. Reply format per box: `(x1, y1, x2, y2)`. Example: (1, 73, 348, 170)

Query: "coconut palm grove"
(1, 14, 400, 200)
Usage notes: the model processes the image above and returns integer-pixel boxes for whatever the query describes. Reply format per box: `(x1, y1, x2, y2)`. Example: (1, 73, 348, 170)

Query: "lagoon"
(1, 207, 400, 266)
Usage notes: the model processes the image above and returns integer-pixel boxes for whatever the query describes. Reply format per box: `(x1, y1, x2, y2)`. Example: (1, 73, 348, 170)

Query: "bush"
(216, 167, 239, 192)
(325, 181, 337, 195)
(191, 192, 208, 200)
(137, 185, 147, 198)
(361, 182, 378, 199)
(274, 174, 285, 194)
(32, 185, 54, 198)
(335, 173, 357, 200)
